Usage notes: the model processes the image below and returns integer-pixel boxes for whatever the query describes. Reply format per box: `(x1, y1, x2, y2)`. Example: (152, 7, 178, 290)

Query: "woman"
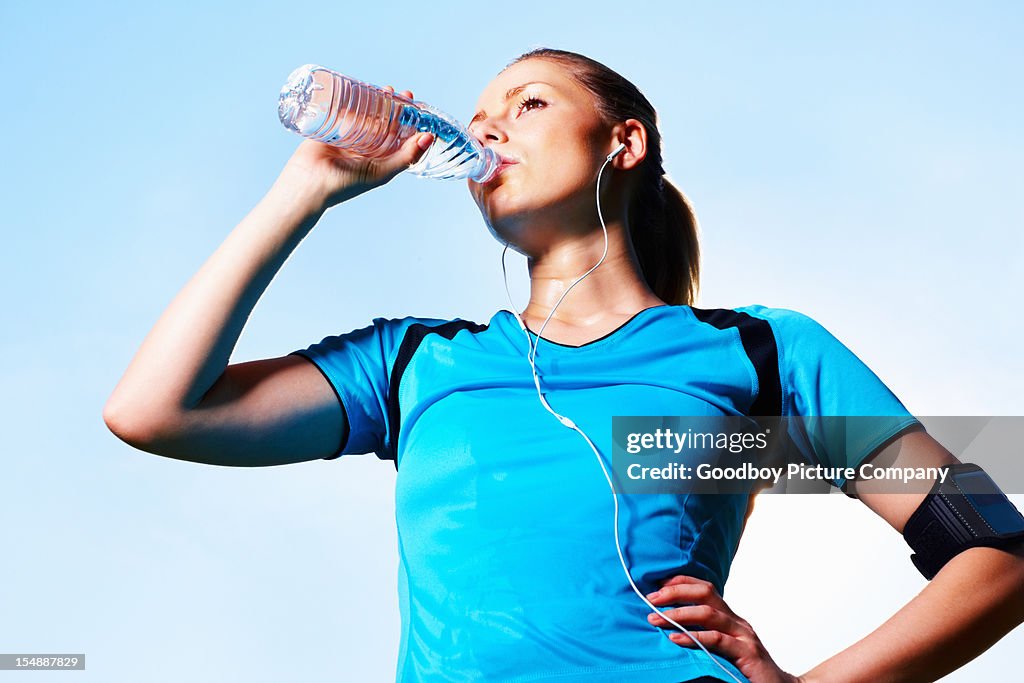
(104, 48, 1024, 682)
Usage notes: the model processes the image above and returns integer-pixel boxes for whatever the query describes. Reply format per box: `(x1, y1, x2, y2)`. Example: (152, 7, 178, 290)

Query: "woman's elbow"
(102, 397, 171, 451)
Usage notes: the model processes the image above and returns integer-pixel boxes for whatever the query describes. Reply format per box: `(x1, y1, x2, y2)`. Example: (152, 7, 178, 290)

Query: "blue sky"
(2, 2, 1022, 681)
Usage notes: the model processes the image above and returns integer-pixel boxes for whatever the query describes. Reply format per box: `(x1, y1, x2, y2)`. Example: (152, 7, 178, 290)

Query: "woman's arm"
(103, 101, 432, 464)
(648, 429, 1023, 683)
(800, 544, 1024, 683)
(800, 428, 1024, 682)
(102, 170, 327, 440)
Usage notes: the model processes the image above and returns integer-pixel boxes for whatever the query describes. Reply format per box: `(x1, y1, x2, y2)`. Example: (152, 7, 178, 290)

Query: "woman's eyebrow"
(469, 81, 554, 126)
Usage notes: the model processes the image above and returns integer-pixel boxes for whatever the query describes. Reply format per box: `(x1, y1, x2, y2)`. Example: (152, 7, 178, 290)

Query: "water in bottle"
(278, 64, 499, 183)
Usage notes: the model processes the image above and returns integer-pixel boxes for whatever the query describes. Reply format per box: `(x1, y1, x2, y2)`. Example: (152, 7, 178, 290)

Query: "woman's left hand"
(646, 575, 804, 683)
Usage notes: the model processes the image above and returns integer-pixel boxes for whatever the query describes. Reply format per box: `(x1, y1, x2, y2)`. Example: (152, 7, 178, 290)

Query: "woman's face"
(466, 59, 615, 252)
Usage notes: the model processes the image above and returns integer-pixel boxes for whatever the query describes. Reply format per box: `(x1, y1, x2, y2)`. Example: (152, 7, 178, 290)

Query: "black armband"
(903, 463, 1024, 580)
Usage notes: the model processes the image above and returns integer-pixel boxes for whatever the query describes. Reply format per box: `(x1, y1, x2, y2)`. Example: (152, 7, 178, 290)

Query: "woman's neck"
(519, 227, 665, 330)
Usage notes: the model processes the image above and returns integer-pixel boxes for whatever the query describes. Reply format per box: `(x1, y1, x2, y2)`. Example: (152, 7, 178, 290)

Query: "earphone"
(500, 141, 746, 683)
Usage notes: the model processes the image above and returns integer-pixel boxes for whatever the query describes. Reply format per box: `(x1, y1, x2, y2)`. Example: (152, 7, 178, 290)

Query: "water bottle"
(277, 64, 499, 184)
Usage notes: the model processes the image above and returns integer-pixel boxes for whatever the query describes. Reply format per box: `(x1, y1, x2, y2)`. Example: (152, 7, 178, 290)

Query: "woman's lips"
(491, 156, 519, 180)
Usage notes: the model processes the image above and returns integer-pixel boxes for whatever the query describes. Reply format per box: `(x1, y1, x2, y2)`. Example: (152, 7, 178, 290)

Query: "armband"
(903, 463, 1024, 580)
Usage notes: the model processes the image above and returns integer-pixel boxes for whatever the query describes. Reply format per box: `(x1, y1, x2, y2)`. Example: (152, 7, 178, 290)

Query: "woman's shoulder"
(370, 312, 461, 326)
(729, 304, 841, 353)
(363, 311, 497, 342)
(731, 303, 815, 324)
(687, 303, 826, 335)
(731, 304, 857, 368)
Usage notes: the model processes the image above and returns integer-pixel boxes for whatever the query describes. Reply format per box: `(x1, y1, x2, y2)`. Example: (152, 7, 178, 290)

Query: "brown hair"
(506, 48, 701, 306)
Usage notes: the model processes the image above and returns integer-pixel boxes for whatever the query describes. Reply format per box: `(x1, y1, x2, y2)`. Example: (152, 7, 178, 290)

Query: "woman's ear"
(610, 119, 648, 170)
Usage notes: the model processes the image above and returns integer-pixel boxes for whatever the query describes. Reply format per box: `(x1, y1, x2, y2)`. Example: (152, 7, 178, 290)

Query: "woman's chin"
(481, 189, 528, 225)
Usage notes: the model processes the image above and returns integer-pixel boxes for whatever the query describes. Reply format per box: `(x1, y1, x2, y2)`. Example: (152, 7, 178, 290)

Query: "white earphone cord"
(500, 146, 745, 683)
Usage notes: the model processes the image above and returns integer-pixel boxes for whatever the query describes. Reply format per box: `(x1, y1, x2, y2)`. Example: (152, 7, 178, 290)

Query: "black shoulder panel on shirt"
(689, 307, 782, 418)
(384, 319, 490, 469)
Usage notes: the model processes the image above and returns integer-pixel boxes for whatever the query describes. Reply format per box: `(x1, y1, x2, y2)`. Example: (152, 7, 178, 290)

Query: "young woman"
(104, 48, 1024, 682)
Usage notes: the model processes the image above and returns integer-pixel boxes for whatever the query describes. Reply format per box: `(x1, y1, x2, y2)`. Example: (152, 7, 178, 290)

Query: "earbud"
(607, 143, 626, 161)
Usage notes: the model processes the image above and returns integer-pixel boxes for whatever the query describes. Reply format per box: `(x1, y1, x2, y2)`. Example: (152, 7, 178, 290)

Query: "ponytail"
(628, 175, 701, 306)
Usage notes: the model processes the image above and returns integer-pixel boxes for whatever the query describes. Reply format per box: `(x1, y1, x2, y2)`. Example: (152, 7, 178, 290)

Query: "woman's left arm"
(650, 428, 1024, 683)
(798, 428, 1024, 682)
(798, 543, 1024, 682)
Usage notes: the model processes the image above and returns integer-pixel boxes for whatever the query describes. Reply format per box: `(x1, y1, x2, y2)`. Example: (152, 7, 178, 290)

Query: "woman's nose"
(470, 119, 507, 144)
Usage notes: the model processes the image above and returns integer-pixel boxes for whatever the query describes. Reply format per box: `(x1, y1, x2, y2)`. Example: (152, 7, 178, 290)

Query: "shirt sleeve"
(741, 305, 923, 488)
(288, 316, 411, 461)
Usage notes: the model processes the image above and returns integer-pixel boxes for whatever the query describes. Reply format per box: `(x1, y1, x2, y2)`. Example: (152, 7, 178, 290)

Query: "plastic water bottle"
(277, 64, 499, 183)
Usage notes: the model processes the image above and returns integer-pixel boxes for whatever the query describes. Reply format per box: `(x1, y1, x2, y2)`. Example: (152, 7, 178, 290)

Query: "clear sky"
(2, 1, 1022, 681)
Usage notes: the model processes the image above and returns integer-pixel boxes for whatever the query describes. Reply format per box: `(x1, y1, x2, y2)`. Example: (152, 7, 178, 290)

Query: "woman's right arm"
(103, 89, 432, 467)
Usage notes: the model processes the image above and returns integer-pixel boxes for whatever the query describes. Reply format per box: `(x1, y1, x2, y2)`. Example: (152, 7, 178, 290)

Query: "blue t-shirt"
(290, 304, 921, 683)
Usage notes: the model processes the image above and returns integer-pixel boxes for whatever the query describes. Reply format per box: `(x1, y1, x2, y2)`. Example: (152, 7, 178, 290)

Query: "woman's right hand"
(279, 86, 434, 210)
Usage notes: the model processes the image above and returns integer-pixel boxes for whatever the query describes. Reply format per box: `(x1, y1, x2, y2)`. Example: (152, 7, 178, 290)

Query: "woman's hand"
(279, 86, 434, 210)
(646, 575, 804, 683)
